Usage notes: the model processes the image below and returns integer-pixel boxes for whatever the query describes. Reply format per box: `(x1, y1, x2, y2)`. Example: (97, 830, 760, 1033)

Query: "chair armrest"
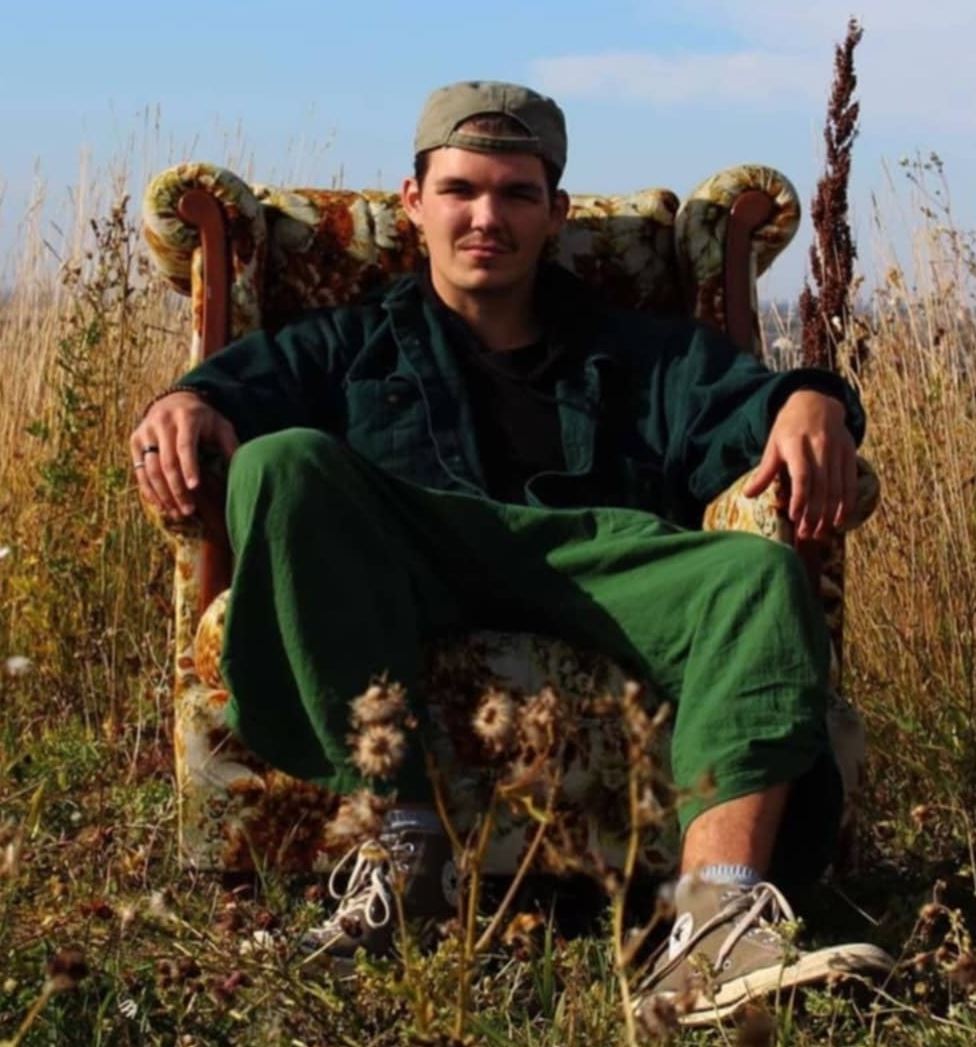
(702, 455, 881, 537)
(142, 163, 267, 341)
(675, 165, 801, 355)
(702, 471, 793, 541)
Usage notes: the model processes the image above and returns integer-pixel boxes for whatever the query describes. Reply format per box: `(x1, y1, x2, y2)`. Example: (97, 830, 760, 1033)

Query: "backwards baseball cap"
(414, 80, 567, 177)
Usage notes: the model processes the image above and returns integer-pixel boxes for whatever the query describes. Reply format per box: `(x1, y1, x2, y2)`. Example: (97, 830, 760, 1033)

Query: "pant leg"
(222, 428, 463, 798)
(481, 503, 841, 877)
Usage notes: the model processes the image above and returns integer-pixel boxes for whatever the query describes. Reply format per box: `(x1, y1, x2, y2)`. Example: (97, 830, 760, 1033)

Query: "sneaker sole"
(647, 943, 894, 1027)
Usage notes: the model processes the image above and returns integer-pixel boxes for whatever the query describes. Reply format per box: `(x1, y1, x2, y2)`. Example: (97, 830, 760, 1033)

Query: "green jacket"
(178, 267, 864, 525)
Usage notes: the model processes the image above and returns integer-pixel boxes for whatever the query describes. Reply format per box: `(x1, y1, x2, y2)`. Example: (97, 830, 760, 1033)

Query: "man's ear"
(402, 177, 423, 228)
(548, 188, 570, 235)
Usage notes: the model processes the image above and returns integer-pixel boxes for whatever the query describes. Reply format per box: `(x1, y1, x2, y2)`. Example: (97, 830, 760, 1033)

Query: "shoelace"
(326, 837, 416, 932)
(712, 881, 794, 969)
(645, 881, 796, 986)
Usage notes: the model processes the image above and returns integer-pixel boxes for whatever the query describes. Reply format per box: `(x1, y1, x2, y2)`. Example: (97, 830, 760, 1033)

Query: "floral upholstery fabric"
(142, 162, 873, 873)
(676, 165, 801, 356)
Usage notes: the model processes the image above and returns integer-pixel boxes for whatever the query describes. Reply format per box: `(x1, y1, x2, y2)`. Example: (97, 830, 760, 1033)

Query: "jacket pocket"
(344, 377, 444, 484)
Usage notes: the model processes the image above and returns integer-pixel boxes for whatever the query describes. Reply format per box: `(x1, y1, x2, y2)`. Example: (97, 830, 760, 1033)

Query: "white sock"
(678, 863, 763, 893)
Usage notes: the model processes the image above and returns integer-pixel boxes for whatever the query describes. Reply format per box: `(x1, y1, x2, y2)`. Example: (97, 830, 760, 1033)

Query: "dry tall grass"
(1, 152, 975, 1043)
(846, 157, 976, 845)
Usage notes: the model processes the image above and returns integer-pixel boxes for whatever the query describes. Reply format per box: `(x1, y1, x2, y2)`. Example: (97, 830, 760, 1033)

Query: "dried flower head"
(350, 680, 407, 728)
(351, 723, 406, 779)
(46, 947, 89, 992)
(472, 687, 516, 754)
(324, 789, 388, 849)
(518, 685, 562, 755)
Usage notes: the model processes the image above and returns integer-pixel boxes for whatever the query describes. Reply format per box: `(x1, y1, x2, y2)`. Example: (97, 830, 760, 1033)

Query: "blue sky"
(2, 0, 973, 298)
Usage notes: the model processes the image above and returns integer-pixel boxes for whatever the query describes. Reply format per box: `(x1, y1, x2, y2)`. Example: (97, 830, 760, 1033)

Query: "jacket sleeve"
(171, 310, 356, 444)
(645, 319, 866, 505)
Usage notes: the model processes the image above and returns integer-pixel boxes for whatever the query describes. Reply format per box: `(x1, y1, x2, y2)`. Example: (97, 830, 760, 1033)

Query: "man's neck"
(429, 268, 542, 352)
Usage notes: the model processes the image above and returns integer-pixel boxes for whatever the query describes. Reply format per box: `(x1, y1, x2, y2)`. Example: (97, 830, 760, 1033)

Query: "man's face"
(401, 148, 568, 300)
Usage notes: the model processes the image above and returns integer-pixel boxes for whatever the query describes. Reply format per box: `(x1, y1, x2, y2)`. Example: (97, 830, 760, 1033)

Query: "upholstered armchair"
(142, 162, 879, 874)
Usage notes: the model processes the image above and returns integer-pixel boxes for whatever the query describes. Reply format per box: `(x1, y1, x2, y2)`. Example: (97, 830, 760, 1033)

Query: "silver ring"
(133, 461, 146, 470)
(141, 444, 160, 456)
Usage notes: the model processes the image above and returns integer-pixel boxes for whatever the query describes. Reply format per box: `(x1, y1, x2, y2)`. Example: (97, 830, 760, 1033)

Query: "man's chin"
(453, 264, 529, 294)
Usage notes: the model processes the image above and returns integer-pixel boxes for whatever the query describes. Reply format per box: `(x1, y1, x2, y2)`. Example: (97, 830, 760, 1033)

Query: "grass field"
(1, 152, 975, 1045)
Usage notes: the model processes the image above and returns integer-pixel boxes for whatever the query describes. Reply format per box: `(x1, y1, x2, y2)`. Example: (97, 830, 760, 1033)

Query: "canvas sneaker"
(635, 877, 894, 1026)
(300, 813, 458, 968)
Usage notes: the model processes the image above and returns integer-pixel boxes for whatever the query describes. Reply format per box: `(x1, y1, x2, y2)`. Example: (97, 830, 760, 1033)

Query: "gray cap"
(414, 80, 567, 176)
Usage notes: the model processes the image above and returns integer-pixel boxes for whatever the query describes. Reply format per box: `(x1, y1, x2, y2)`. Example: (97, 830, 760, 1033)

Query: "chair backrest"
(143, 162, 800, 367)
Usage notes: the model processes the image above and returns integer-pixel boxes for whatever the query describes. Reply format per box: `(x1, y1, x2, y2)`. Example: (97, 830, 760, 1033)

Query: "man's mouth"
(459, 241, 512, 256)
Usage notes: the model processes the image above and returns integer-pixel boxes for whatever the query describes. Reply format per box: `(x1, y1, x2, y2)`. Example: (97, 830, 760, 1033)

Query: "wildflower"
(349, 680, 407, 728)
(472, 687, 516, 754)
(45, 947, 88, 992)
(4, 656, 31, 677)
(351, 723, 406, 779)
(324, 789, 387, 848)
(0, 546, 10, 560)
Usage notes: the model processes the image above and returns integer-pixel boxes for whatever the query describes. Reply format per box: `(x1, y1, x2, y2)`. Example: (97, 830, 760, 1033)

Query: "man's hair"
(413, 114, 562, 200)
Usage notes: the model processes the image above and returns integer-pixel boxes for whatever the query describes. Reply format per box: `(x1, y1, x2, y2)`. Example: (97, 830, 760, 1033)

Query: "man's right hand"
(129, 391, 239, 519)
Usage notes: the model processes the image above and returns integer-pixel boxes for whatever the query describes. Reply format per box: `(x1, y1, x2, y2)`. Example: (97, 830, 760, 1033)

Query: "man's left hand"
(742, 390, 857, 541)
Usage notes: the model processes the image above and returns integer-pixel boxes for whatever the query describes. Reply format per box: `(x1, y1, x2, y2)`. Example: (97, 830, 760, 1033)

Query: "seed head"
(325, 789, 388, 847)
(350, 680, 407, 728)
(472, 687, 516, 754)
(351, 724, 406, 779)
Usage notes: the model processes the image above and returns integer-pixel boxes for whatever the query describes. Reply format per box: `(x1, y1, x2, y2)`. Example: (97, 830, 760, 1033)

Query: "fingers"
(129, 430, 161, 512)
(157, 422, 197, 515)
(742, 444, 781, 498)
(791, 435, 857, 540)
(130, 415, 199, 519)
(836, 446, 859, 530)
(129, 394, 239, 519)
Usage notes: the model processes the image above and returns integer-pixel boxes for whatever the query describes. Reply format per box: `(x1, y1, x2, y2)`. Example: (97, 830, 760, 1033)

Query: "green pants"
(222, 428, 841, 879)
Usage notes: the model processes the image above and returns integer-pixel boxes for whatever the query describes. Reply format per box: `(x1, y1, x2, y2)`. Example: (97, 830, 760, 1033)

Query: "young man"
(131, 81, 891, 1023)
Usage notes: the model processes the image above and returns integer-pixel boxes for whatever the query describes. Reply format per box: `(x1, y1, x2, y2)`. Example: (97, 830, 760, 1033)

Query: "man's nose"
(470, 193, 503, 229)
